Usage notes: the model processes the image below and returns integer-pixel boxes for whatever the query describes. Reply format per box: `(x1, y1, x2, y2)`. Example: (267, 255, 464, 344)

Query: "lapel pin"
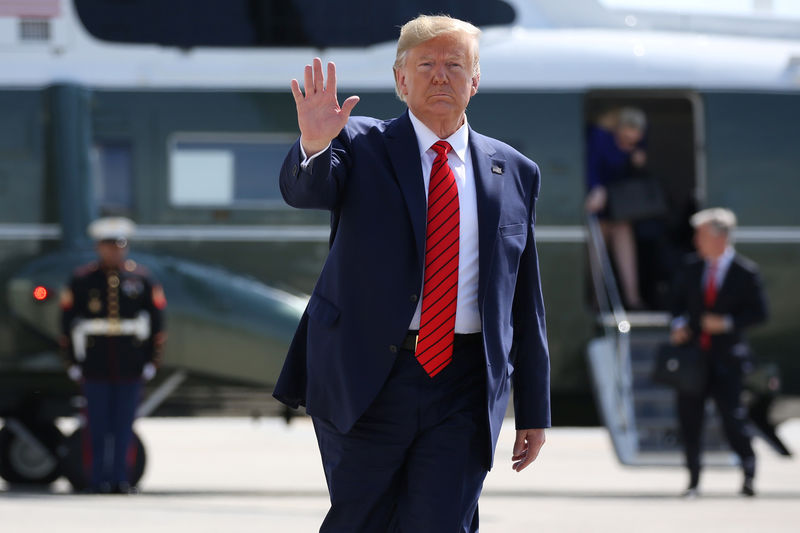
(491, 165, 504, 175)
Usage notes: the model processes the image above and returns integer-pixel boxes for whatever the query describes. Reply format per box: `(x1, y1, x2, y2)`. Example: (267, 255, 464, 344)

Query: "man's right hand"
(291, 58, 359, 157)
(67, 365, 82, 382)
(670, 325, 691, 346)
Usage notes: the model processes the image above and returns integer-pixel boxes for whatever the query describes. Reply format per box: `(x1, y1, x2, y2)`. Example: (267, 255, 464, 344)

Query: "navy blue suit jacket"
(273, 111, 550, 466)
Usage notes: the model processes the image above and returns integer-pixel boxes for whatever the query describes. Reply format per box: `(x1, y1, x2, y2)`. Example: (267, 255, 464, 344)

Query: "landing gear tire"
(0, 422, 64, 485)
(61, 428, 146, 492)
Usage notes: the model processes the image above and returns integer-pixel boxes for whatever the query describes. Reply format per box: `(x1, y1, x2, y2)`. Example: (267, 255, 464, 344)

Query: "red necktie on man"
(700, 261, 718, 351)
(415, 141, 460, 377)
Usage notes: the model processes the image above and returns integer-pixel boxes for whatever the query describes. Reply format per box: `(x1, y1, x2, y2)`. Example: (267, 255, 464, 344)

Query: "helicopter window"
(91, 141, 134, 216)
(168, 135, 293, 207)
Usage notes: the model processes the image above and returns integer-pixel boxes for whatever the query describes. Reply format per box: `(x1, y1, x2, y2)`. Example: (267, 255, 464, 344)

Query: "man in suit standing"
(670, 208, 768, 497)
(273, 15, 550, 532)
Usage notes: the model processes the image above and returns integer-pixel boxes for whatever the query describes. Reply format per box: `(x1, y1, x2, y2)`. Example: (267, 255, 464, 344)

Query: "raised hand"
(291, 58, 359, 157)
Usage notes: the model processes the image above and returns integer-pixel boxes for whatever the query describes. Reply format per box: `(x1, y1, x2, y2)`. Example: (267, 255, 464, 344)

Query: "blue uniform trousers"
(313, 335, 488, 533)
(83, 380, 142, 489)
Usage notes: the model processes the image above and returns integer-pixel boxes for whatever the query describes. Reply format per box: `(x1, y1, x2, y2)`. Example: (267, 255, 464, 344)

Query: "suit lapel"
(470, 129, 506, 309)
(384, 112, 426, 264)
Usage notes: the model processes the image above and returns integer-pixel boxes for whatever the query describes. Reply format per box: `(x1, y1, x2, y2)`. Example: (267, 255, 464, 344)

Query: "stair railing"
(585, 214, 635, 434)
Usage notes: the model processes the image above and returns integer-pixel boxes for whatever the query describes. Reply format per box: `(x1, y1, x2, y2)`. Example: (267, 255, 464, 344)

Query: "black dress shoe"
(741, 478, 756, 497)
(111, 482, 138, 495)
(682, 486, 700, 499)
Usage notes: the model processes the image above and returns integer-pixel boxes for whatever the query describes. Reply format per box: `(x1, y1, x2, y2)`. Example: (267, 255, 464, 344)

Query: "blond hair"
(393, 15, 481, 101)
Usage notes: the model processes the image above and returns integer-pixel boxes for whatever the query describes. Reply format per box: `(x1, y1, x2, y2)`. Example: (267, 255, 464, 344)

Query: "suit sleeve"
(668, 260, 690, 321)
(511, 163, 551, 429)
(586, 130, 604, 191)
(279, 128, 353, 211)
(731, 266, 768, 333)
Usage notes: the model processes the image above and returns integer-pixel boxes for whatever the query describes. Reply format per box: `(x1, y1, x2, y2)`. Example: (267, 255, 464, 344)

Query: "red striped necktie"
(700, 261, 718, 351)
(415, 141, 459, 378)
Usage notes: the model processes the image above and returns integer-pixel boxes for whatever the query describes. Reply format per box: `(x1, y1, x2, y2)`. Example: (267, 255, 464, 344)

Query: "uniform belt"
(401, 330, 482, 352)
(71, 311, 151, 361)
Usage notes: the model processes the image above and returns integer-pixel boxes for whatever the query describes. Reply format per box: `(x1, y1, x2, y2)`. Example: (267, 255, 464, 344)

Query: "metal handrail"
(585, 214, 634, 432)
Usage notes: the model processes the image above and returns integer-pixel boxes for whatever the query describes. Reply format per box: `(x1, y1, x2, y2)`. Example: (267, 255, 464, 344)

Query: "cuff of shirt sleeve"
(299, 139, 331, 170)
(670, 316, 688, 331)
(723, 315, 734, 332)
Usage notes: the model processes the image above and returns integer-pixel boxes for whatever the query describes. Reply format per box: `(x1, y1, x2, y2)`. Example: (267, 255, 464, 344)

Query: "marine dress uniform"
(60, 218, 166, 493)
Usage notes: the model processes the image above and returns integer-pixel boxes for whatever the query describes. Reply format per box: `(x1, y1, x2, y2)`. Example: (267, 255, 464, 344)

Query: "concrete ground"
(1, 417, 798, 533)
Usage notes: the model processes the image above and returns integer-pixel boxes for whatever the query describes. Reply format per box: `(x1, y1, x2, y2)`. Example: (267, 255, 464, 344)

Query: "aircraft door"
(584, 92, 702, 311)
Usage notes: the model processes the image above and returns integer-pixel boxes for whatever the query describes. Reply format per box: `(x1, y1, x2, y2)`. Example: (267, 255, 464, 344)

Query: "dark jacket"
(670, 252, 768, 364)
(61, 261, 166, 381)
(273, 112, 551, 467)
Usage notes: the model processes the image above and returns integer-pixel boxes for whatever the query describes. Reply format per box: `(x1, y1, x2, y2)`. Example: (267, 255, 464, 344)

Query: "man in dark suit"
(273, 14, 550, 532)
(669, 208, 768, 498)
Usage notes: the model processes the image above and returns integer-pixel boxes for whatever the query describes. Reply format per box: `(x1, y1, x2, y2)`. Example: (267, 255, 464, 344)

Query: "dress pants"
(313, 335, 487, 533)
(677, 357, 755, 487)
(83, 380, 142, 489)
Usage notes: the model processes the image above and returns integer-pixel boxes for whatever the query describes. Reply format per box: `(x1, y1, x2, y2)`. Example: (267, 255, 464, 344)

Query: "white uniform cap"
(87, 217, 136, 241)
(690, 208, 737, 234)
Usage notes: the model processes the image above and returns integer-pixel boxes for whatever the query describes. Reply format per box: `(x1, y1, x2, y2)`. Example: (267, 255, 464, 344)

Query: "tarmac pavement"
(1, 417, 798, 532)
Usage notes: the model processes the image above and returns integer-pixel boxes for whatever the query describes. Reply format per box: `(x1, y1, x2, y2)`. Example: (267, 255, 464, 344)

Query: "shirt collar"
(709, 246, 735, 271)
(408, 110, 469, 164)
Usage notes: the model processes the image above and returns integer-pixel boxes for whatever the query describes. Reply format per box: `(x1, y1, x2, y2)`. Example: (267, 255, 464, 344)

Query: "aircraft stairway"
(584, 215, 736, 466)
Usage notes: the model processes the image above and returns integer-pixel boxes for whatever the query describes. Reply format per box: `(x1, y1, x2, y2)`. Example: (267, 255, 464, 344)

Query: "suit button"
(292, 164, 298, 176)
(410, 294, 418, 303)
(389, 345, 398, 354)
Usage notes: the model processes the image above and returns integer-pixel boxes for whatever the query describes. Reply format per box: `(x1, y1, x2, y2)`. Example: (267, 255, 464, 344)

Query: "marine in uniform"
(60, 218, 166, 493)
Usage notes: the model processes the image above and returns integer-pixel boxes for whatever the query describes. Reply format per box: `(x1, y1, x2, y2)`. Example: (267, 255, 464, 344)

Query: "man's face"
(396, 33, 479, 127)
(96, 240, 129, 267)
(693, 223, 727, 260)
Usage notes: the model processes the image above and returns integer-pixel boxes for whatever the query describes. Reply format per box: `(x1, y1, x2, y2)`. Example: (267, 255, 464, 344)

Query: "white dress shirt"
(703, 246, 735, 290)
(407, 111, 481, 333)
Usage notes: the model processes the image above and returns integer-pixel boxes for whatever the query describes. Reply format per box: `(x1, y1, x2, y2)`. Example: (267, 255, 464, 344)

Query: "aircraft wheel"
(61, 428, 146, 492)
(0, 422, 64, 485)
